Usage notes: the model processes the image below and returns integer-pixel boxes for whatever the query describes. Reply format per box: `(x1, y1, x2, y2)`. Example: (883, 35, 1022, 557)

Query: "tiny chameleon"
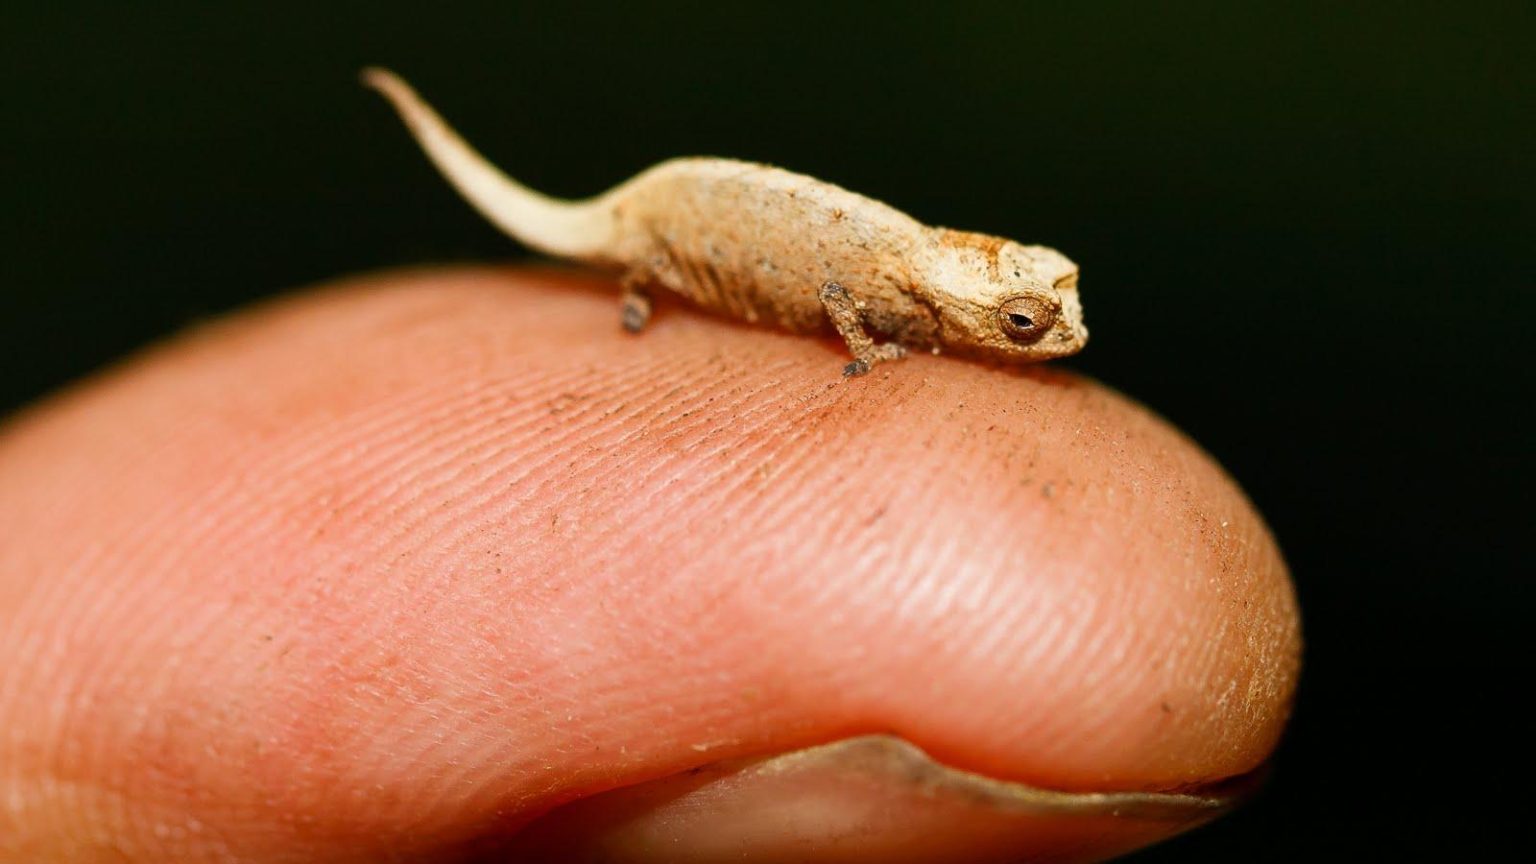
(363, 68, 1087, 377)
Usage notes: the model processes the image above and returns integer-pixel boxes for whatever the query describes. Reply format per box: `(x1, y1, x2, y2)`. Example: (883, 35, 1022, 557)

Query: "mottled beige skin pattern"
(364, 68, 1087, 374)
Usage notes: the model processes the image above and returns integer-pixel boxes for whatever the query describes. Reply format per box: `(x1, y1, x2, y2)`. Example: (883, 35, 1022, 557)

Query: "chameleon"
(362, 68, 1087, 376)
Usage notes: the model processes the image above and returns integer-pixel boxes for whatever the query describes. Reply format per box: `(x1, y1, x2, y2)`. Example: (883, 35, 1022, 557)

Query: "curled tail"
(362, 67, 615, 261)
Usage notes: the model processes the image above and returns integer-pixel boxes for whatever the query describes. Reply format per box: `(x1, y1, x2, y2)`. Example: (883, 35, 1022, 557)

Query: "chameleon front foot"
(820, 282, 907, 376)
(842, 342, 908, 377)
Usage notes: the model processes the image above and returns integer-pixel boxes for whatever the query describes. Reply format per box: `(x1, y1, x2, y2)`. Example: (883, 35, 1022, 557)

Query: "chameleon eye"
(998, 295, 1058, 343)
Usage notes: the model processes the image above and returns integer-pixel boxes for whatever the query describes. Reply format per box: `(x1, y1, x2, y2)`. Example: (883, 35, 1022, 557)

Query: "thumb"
(0, 266, 1299, 862)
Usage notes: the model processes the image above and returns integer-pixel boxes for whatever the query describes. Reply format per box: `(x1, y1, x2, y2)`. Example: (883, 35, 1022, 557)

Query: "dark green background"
(3, 2, 1530, 859)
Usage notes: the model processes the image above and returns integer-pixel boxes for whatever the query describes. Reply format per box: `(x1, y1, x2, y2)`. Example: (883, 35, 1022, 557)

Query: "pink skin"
(0, 267, 1300, 861)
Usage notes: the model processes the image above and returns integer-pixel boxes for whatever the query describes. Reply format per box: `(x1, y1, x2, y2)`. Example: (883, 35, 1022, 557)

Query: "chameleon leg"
(620, 274, 653, 333)
(818, 281, 908, 377)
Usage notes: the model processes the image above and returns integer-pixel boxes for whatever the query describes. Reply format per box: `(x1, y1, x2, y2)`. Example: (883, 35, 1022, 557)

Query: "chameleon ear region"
(998, 294, 1059, 344)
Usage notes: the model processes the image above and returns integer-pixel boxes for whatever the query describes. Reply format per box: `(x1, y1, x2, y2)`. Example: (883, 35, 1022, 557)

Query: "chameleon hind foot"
(620, 278, 653, 333)
(819, 281, 907, 377)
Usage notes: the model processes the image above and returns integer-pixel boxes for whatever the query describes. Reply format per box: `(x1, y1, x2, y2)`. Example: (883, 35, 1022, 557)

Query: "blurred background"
(2, 2, 1529, 859)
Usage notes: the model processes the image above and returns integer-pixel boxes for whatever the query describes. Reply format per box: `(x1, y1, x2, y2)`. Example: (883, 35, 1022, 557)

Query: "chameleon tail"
(362, 67, 616, 261)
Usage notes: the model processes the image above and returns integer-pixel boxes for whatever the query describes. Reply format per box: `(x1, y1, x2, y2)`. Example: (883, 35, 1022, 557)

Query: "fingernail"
(489, 735, 1262, 863)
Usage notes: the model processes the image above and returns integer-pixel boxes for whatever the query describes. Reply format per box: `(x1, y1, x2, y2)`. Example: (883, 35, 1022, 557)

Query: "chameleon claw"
(843, 359, 870, 377)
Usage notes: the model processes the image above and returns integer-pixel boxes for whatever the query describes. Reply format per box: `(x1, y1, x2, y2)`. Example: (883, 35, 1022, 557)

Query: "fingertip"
(0, 265, 1298, 861)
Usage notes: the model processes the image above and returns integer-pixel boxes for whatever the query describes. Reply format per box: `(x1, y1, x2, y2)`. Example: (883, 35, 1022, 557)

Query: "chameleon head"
(918, 231, 1088, 363)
